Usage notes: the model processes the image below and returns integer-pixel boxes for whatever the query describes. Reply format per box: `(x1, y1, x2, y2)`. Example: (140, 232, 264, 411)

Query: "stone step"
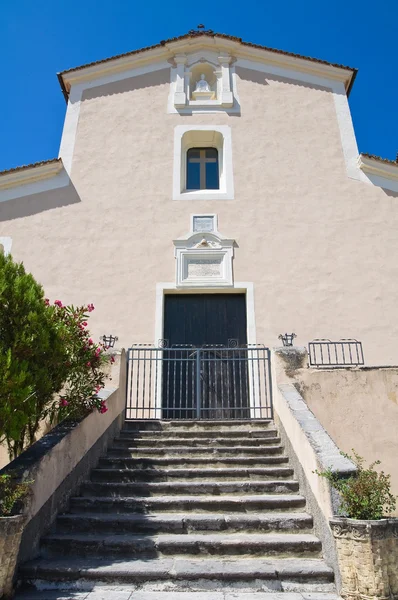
(55, 511, 314, 535)
(98, 455, 289, 469)
(90, 466, 295, 483)
(14, 590, 343, 600)
(122, 420, 274, 432)
(106, 445, 284, 457)
(69, 494, 307, 514)
(120, 428, 279, 439)
(19, 556, 335, 592)
(41, 532, 322, 559)
(112, 436, 281, 447)
(80, 480, 300, 497)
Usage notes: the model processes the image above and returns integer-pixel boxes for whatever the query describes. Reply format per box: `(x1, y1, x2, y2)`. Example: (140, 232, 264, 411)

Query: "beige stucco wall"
(1, 66, 398, 364)
(295, 367, 398, 510)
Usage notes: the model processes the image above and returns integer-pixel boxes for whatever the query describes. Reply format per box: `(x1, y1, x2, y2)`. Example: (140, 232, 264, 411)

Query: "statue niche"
(191, 65, 216, 101)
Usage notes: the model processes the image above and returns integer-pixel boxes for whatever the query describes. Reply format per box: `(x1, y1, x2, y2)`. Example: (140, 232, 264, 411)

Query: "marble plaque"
(193, 216, 215, 233)
(187, 258, 222, 278)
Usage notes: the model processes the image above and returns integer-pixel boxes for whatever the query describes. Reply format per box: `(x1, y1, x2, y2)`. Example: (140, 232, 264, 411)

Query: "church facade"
(1, 29, 397, 365)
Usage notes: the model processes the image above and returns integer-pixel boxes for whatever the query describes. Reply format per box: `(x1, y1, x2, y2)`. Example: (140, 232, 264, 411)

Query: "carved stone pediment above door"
(173, 215, 235, 288)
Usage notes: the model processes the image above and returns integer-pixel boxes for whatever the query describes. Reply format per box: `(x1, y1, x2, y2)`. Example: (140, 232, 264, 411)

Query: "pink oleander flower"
(95, 347, 101, 356)
(86, 361, 91, 367)
(95, 385, 102, 393)
(87, 304, 95, 312)
(44, 298, 50, 306)
(54, 300, 63, 308)
(82, 321, 87, 327)
(88, 338, 93, 345)
(59, 398, 68, 407)
(110, 356, 115, 363)
(99, 403, 108, 414)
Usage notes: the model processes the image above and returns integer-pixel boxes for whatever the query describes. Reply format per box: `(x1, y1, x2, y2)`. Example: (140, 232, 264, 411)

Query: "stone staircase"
(16, 420, 340, 599)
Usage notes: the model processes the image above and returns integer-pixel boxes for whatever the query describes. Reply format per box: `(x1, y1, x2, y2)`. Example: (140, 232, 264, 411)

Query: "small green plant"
(0, 473, 32, 517)
(315, 450, 396, 520)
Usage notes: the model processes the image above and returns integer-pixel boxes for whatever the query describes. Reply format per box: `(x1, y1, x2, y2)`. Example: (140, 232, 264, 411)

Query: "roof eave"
(358, 154, 398, 181)
(346, 68, 358, 97)
(57, 33, 357, 103)
(0, 158, 64, 190)
(57, 72, 69, 103)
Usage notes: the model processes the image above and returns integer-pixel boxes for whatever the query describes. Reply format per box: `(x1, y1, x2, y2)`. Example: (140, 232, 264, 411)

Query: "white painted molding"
(0, 167, 70, 203)
(167, 51, 240, 115)
(60, 36, 353, 95)
(173, 231, 235, 288)
(190, 213, 218, 233)
(0, 237, 12, 255)
(58, 85, 83, 177)
(168, 50, 236, 112)
(0, 160, 63, 191)
(173, 125, 234, 201)
(358, 154, 398, 182)
(60, 48, 170, 89)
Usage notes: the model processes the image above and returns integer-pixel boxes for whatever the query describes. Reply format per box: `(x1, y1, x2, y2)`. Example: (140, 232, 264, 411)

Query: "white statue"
(195, 74, 211, 92)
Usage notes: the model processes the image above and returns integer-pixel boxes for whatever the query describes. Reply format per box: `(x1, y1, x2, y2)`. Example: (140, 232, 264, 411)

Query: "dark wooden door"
(162, 294, 249, 419)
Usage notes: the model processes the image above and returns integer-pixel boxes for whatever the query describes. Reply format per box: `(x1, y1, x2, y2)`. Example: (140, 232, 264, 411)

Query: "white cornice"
(166, 37, 353, 90)
(358, 154, 398, 182)
(61, 48, 171, 90)
(0, 160, 64, 191)
(61, 36, 354, 94)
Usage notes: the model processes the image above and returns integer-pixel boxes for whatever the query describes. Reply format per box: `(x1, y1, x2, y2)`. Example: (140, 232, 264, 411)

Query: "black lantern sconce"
(101, 334, 118, 349)
(278, 333, 297, 347)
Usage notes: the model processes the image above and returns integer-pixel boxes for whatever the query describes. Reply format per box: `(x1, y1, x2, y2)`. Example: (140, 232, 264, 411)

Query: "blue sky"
(0, 0, 397, 171)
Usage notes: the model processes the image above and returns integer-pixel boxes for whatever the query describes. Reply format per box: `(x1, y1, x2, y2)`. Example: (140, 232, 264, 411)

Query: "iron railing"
(126, 345, 273, 420)
(308, 339, 364, 367)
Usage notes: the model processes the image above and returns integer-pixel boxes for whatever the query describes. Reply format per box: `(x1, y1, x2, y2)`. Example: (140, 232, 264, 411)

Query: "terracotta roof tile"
(0, 158, 61, 177)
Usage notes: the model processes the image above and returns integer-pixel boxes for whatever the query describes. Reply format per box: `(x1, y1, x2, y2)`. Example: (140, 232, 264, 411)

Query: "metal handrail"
(308, 339, 364, 367)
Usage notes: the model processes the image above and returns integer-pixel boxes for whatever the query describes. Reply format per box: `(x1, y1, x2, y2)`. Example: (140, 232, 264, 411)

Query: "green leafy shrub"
(0, 473, 31, 517)
(0, 253, 69, 458)
(0, 253, 112, 460)
(315, 450, 396, 520)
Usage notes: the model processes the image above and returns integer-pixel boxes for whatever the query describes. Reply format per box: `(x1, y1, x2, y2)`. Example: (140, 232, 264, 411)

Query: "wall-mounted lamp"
(101, 334, 118, 349)
(278, 333, 297, 347)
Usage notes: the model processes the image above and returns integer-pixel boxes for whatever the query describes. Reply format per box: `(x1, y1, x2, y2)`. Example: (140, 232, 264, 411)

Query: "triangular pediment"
(59, 31, 356, 99)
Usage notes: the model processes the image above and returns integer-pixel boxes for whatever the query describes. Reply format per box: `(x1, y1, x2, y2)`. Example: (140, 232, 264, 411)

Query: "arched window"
(186, 147, 219, 190)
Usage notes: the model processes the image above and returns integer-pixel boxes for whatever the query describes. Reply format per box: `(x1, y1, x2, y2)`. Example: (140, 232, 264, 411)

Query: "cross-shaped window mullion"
(189, 149, 217, 190)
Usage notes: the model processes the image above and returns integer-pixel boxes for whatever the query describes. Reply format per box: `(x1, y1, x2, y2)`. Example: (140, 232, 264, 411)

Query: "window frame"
(173, 126, 234, 201)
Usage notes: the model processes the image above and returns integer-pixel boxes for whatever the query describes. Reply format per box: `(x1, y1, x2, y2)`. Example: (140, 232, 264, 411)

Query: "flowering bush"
(45, 301, 112, 421)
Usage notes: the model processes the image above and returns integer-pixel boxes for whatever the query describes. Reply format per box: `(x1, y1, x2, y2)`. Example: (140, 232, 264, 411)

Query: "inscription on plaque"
(193, 216, 215, 233)
(187, 258, 222, 278)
